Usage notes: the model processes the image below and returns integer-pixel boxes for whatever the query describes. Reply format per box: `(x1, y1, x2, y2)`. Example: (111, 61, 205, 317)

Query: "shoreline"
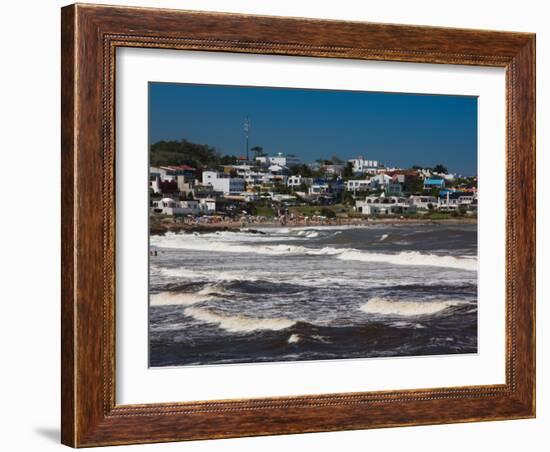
(150, 216, 477, 235)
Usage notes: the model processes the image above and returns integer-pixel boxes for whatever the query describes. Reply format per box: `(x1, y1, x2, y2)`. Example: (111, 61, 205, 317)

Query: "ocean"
(149, 223, 478, 367)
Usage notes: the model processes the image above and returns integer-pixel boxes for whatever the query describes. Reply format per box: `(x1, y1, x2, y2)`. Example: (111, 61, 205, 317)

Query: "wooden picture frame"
(61, 3, 535, 447)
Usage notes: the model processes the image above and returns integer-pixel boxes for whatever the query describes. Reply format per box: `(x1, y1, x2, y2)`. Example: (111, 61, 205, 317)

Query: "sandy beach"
(150, 215, 477, 235)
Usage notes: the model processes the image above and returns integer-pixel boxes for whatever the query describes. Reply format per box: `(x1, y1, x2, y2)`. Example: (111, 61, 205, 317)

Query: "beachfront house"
(202, 171, 245, 195)
(356, 195, 417, 216)
(409, 195, 438, 210)
(150, 197, 216, 216)
(437, 190, 477, 211)
(150, 198, 197, 216)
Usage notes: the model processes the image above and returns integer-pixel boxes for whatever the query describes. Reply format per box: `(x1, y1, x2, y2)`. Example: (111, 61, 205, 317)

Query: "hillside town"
(150, 145, 477, 231)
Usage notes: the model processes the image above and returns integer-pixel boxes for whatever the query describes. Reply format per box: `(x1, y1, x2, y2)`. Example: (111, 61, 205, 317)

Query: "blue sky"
(149, 82, 477, 175)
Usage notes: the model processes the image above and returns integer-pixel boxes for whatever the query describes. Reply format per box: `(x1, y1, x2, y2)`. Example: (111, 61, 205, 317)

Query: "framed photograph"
(61, 3, 536, 447)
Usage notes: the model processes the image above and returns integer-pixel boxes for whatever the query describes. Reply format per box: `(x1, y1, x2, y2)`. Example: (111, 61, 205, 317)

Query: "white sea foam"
(197, 284, 226, 295)
(337, 250, 477, 271)
(184, 306, 296, 333)
(389, 321, 427, 329)
(151, 234, 340, 256)
(156, 267, 262, 282)
(265, 225, 367, 232)
(149, 291, 213, 307)
(360, 297, 465, 317)
(287, 334, 301, 343)
(152, 233, 477, 271)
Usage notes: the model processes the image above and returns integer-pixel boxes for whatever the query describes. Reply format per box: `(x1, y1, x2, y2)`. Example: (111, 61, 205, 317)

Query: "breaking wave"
(152, 233, 476, 271)
(156, 267, 261, 282)
(150, 291, 212, 307)
(184, 306, 296, 333)
(360, 297, 466, 317)
(287, 334, 301, 344)
(337, 250, 477, 271)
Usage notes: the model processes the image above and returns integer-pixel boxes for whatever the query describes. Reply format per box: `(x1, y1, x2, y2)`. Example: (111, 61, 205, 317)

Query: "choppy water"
(149, 223, 478, 366)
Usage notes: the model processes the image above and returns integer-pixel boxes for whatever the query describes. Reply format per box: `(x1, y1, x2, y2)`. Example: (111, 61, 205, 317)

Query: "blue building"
(423, 178, 445, 190)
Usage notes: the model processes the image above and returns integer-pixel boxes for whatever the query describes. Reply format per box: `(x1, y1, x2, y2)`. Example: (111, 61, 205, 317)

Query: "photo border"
(61, 4, 535, 447)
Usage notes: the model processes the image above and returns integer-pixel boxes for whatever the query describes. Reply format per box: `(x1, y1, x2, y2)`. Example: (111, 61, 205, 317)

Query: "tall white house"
(348, 156, 382, 174)
(202, 171, 245, 195)
(256, 152, 300, 167)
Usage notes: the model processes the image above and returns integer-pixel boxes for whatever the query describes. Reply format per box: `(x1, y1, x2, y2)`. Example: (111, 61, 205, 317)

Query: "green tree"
(331, 155, 344, 165)
(150, 139, 220, 168)
(433, 164, 448, 174)
(430, 187, 441, 198)
(250, 146, 264, 157)
(343, 162, 354, 178)
(406, 176, 424, 194)
(320, 207, 336, 218)
(220, 155, 238, 165)
(290, 164, 313, 178)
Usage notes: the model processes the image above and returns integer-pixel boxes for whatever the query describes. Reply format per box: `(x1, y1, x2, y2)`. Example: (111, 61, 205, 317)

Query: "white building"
(149, 174, 162, 194)
(309, 180, 330, 195)
(202, 171, 245, 195)
(322, 164, 344, 176)
(409, 195, 438, 210)
(346, 179, 371, 191)
(256, 152, 300, 167)
(150, 173, 192, 195)
(268, 164, 288, 174)
(356, 195, 417, 215)
(240, 192, 260, 202)
(287, 175, 313, 187)
(441, 173, 456, 182)
(370, 173, 392, 190)
(199, 198, 216, 213)
(151, 198, 215, 216)
(348, 157, 382, 174)
(272, 194, 297, 202)
(417, 168, 433, 179)
(457, 195, 475, 205)
(149, 166, 196, 194)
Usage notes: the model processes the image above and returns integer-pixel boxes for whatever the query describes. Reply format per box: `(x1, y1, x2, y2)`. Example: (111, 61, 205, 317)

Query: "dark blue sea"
(149, 223, 477, 366)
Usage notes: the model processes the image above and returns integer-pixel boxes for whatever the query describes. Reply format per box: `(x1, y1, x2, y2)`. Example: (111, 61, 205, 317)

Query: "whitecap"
(184, 306, 296, 333)
(337, 250, 477, 271)
(149, 291, 213, 307)
(360, 297, 465, 317)
(287, 334, 301, 344)
(151, 233, 477, 271)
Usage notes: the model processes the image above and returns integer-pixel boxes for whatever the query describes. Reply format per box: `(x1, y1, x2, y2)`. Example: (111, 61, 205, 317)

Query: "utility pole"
(243, 116, 250, 162)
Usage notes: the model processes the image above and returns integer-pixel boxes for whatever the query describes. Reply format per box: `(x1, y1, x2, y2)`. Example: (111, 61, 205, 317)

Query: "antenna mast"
(243, 116, 250, 161)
